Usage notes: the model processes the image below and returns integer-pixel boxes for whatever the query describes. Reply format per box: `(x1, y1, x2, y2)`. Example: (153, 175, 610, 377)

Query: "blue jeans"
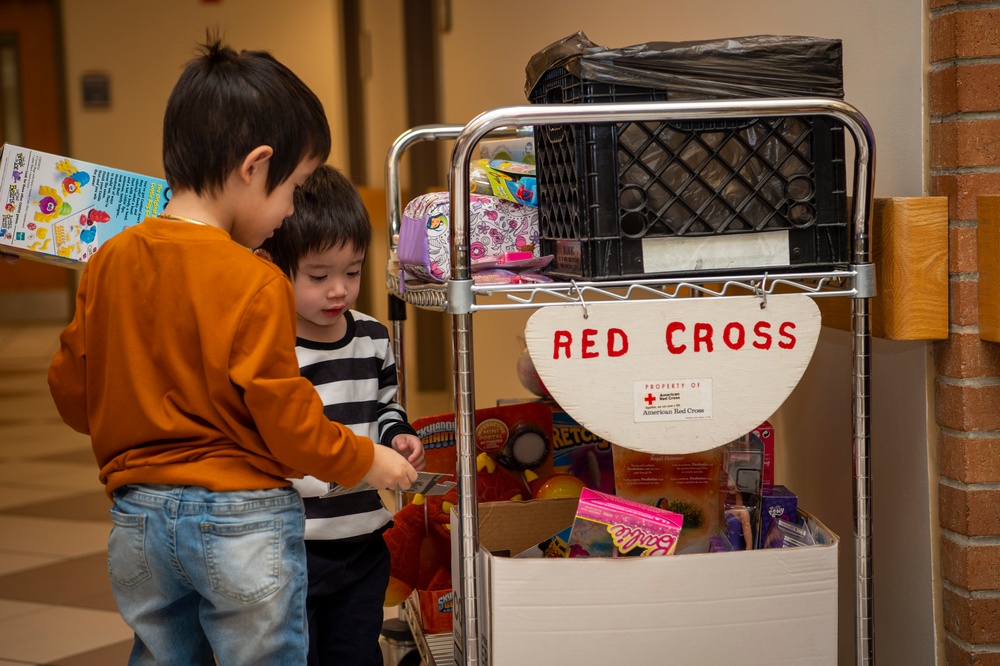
(108, 485, 308, 665)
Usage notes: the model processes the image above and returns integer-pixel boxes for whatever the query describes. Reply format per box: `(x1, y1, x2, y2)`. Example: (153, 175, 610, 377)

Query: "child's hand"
(363, 443, 418, 491)
(391, 433, 425, 472)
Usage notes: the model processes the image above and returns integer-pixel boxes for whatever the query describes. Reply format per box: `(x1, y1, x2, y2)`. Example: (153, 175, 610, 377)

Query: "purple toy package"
(757, 485, 798, 549)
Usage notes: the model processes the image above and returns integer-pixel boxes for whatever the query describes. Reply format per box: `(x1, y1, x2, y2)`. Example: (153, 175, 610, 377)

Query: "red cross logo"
(644, 393, 656, 406)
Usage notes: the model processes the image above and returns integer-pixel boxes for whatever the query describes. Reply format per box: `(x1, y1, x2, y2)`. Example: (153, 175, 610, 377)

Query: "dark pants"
(305, 536, 390, 666)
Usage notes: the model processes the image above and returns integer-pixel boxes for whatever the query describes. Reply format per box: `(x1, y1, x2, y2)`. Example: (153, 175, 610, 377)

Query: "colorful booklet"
(0, 143, 168, 267)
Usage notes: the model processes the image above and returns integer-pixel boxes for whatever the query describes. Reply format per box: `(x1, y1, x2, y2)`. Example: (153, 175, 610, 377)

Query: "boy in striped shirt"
(259, 164, 425, 665)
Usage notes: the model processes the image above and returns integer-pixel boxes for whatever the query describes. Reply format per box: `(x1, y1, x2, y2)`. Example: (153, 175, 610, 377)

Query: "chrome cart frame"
(385, 98, 876, 665)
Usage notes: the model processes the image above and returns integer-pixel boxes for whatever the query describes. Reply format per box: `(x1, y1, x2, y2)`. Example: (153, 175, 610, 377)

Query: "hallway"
(0, 323, 133, 664)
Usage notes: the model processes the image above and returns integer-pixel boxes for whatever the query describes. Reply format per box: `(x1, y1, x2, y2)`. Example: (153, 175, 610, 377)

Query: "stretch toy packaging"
(0, 144, 168, 267)
(567, 487, 683, 557)
(411, 402, 556, 492)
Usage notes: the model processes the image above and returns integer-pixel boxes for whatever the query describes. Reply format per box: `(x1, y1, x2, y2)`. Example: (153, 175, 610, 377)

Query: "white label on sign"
(634, 379, 713, 422)
(641, 232, 790, 273)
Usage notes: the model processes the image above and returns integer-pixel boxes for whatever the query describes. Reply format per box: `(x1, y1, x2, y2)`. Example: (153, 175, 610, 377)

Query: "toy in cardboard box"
(567, 487, 683, 557)
(499, 395, 617, 496)
(381, 402, 567, 634)
(612, 444, 723, 554)
(476, 131, 535, 164)
(758, 484, 798, 549)
(721, 420, 779, 550)
(549, 402, 616, 495)
(0, 144, 168, 267)
(469, 159, 538, 207)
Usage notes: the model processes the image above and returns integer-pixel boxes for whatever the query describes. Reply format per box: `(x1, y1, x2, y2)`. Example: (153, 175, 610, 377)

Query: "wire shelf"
(388, 264, 858, 314)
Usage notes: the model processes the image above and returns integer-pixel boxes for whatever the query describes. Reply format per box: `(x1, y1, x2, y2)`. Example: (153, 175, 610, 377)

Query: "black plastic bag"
(525, 31, 843, 101)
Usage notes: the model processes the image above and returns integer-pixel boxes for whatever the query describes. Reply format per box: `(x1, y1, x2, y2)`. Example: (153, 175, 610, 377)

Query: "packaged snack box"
(0, 143, 169, 267)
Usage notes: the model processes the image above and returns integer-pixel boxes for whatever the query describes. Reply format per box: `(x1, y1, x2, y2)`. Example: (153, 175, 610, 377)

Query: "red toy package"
(382, 402, 562, 633)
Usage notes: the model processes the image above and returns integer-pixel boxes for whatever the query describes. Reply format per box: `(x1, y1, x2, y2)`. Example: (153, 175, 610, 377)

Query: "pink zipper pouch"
(398, 191, 539, 283)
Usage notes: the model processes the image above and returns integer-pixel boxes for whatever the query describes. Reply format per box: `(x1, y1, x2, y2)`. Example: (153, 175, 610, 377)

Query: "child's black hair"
(162, 33, 331, 196)
(260, 164, 372, 278)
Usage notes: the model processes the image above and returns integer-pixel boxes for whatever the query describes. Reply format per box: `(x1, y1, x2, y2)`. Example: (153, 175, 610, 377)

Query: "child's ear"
(239, 146, 274, 186)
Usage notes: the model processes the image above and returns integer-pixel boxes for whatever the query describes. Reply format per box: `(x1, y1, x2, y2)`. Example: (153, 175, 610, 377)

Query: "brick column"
(929, 2, 1000, 663)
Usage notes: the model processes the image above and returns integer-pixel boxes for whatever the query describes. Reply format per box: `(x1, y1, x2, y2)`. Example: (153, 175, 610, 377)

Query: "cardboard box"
(0, 143, 168, 267)
(452, 499, 838, 664)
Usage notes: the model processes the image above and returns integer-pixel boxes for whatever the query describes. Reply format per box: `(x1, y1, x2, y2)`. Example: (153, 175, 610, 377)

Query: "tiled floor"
(0, 323, 134, 665)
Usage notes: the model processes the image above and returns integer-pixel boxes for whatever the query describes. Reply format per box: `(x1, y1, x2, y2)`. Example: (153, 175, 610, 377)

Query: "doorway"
(0, 0, 73, 321)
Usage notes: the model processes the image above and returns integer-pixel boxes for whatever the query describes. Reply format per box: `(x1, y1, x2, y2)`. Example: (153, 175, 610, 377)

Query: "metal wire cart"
(384, 98, 876, 665)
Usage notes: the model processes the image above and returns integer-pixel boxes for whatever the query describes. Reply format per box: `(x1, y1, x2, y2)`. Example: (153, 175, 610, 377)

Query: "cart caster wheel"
(381, 617, 420, 666)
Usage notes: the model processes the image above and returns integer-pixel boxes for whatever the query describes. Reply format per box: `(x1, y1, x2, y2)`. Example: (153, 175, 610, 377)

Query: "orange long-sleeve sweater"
(48, 218, 375, 496)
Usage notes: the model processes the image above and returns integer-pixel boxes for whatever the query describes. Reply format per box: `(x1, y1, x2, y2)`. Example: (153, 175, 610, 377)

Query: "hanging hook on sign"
(570, 280, 589, 319)
(756, 274, 769, 310)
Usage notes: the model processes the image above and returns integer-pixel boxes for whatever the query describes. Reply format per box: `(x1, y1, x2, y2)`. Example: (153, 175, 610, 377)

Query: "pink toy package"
(566, 488, 684, 558)
(397, 191, 538, 283)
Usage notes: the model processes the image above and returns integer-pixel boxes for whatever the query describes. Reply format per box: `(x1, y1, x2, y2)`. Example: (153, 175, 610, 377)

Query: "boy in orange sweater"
(47, 38, 416, 666)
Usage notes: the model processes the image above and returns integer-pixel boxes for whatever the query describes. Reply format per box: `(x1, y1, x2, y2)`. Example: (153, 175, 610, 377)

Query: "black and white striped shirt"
(291, 310, 416, 541)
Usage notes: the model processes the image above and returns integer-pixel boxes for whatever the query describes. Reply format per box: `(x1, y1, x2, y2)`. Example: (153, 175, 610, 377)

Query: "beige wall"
(60, 0, 348, 178)
(431, 3, 934, 665)
(58, 2, 936, 663)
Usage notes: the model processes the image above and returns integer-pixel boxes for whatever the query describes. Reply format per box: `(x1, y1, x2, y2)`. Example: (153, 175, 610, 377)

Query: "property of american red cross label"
(634, 379, 713, 422)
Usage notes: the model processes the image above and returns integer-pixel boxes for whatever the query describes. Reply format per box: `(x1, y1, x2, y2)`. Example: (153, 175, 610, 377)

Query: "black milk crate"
(530, 68, 848, 280)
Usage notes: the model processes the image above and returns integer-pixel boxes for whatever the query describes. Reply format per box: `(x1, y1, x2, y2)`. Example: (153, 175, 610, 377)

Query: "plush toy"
(474, 451, 530, 502)
(382, 488, 456, 608)
(383, 452, 531, 608)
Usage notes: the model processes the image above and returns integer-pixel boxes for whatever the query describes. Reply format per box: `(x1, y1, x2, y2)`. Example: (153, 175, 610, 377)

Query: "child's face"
(292, 242, 365, 342)
(233, 156, 321, 249)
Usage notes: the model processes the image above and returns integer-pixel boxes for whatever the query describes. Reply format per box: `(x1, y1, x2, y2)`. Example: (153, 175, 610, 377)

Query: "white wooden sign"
(524, 294, 822, 455)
